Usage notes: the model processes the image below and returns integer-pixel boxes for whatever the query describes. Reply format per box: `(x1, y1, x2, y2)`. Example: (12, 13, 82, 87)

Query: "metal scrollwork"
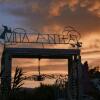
(0, 25, 82, 48)
(62, 26, 82, 48)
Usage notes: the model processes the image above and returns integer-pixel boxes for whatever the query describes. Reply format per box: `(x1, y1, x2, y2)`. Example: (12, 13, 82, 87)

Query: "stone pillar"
(76, 55, 83, 100)
(67, 55, 83, 100)
(67, 56, 73, 100)
(1, 50, 11, 94)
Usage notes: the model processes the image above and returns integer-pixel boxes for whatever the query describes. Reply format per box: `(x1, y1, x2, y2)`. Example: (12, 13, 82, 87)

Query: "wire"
(38, 58, 41, 76)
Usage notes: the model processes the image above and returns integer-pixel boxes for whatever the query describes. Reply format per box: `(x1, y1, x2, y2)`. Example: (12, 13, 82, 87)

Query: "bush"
(33, 84, 56, 100)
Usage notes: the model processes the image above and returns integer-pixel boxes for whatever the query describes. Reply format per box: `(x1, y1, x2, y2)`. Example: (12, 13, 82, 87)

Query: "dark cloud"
(0, 0, 100, 34)
(0, 0, 100, 49)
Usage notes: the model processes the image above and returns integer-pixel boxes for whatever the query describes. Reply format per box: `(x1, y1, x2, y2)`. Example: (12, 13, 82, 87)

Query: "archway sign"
(0, 25, 83, 100)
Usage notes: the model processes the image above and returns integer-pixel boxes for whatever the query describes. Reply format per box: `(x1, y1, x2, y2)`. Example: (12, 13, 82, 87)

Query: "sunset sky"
(0, 0, 100, 73)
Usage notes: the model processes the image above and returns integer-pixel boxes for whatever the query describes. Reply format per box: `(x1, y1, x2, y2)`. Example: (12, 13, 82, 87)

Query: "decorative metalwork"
(24, 58, 67, 81)
(24, 74, 68, 81)
(0, 25, 82, 48)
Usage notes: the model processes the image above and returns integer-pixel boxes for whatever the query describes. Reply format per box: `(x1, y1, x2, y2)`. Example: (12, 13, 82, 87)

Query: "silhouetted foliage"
(12, 67, 24, 91)
(33, 84, 56, 100)
(88, 67, 100, 100)
(9, 76, 68, 100)
(89, 67, 100, 79)
(9, 84, 56, 100)
(83, 61, 100, 100)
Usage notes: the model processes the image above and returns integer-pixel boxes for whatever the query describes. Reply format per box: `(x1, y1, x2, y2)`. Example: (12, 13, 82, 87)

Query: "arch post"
(68, 55, 83, 100)
(76, 55, 83, 100)
(1, 50, 12, 94)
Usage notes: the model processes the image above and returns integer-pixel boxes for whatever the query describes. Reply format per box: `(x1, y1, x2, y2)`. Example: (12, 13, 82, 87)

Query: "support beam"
(5, 48, 80, 59)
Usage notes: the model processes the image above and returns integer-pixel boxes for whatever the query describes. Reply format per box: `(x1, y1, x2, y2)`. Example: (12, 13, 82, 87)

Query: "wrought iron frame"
(0, 25, 82, 48)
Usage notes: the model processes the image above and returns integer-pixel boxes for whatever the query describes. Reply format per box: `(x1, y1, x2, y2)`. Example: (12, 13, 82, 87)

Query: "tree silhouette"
(82, 61, 100, 100)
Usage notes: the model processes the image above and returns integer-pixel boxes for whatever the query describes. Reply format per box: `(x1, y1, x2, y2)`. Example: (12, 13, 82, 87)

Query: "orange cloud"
(66, 0, 78, 11)
(81, 32, 100, 50)
(49, 0, 100, 18)
(32, 3, 40, 12)
(80, 0, 100, 17)
(1, 0, 100, 18)
(42, 24, 63, 33)
(49, 0, 78, 16)
(49, 0, 67, 16)
(88, 3, 100, 17)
